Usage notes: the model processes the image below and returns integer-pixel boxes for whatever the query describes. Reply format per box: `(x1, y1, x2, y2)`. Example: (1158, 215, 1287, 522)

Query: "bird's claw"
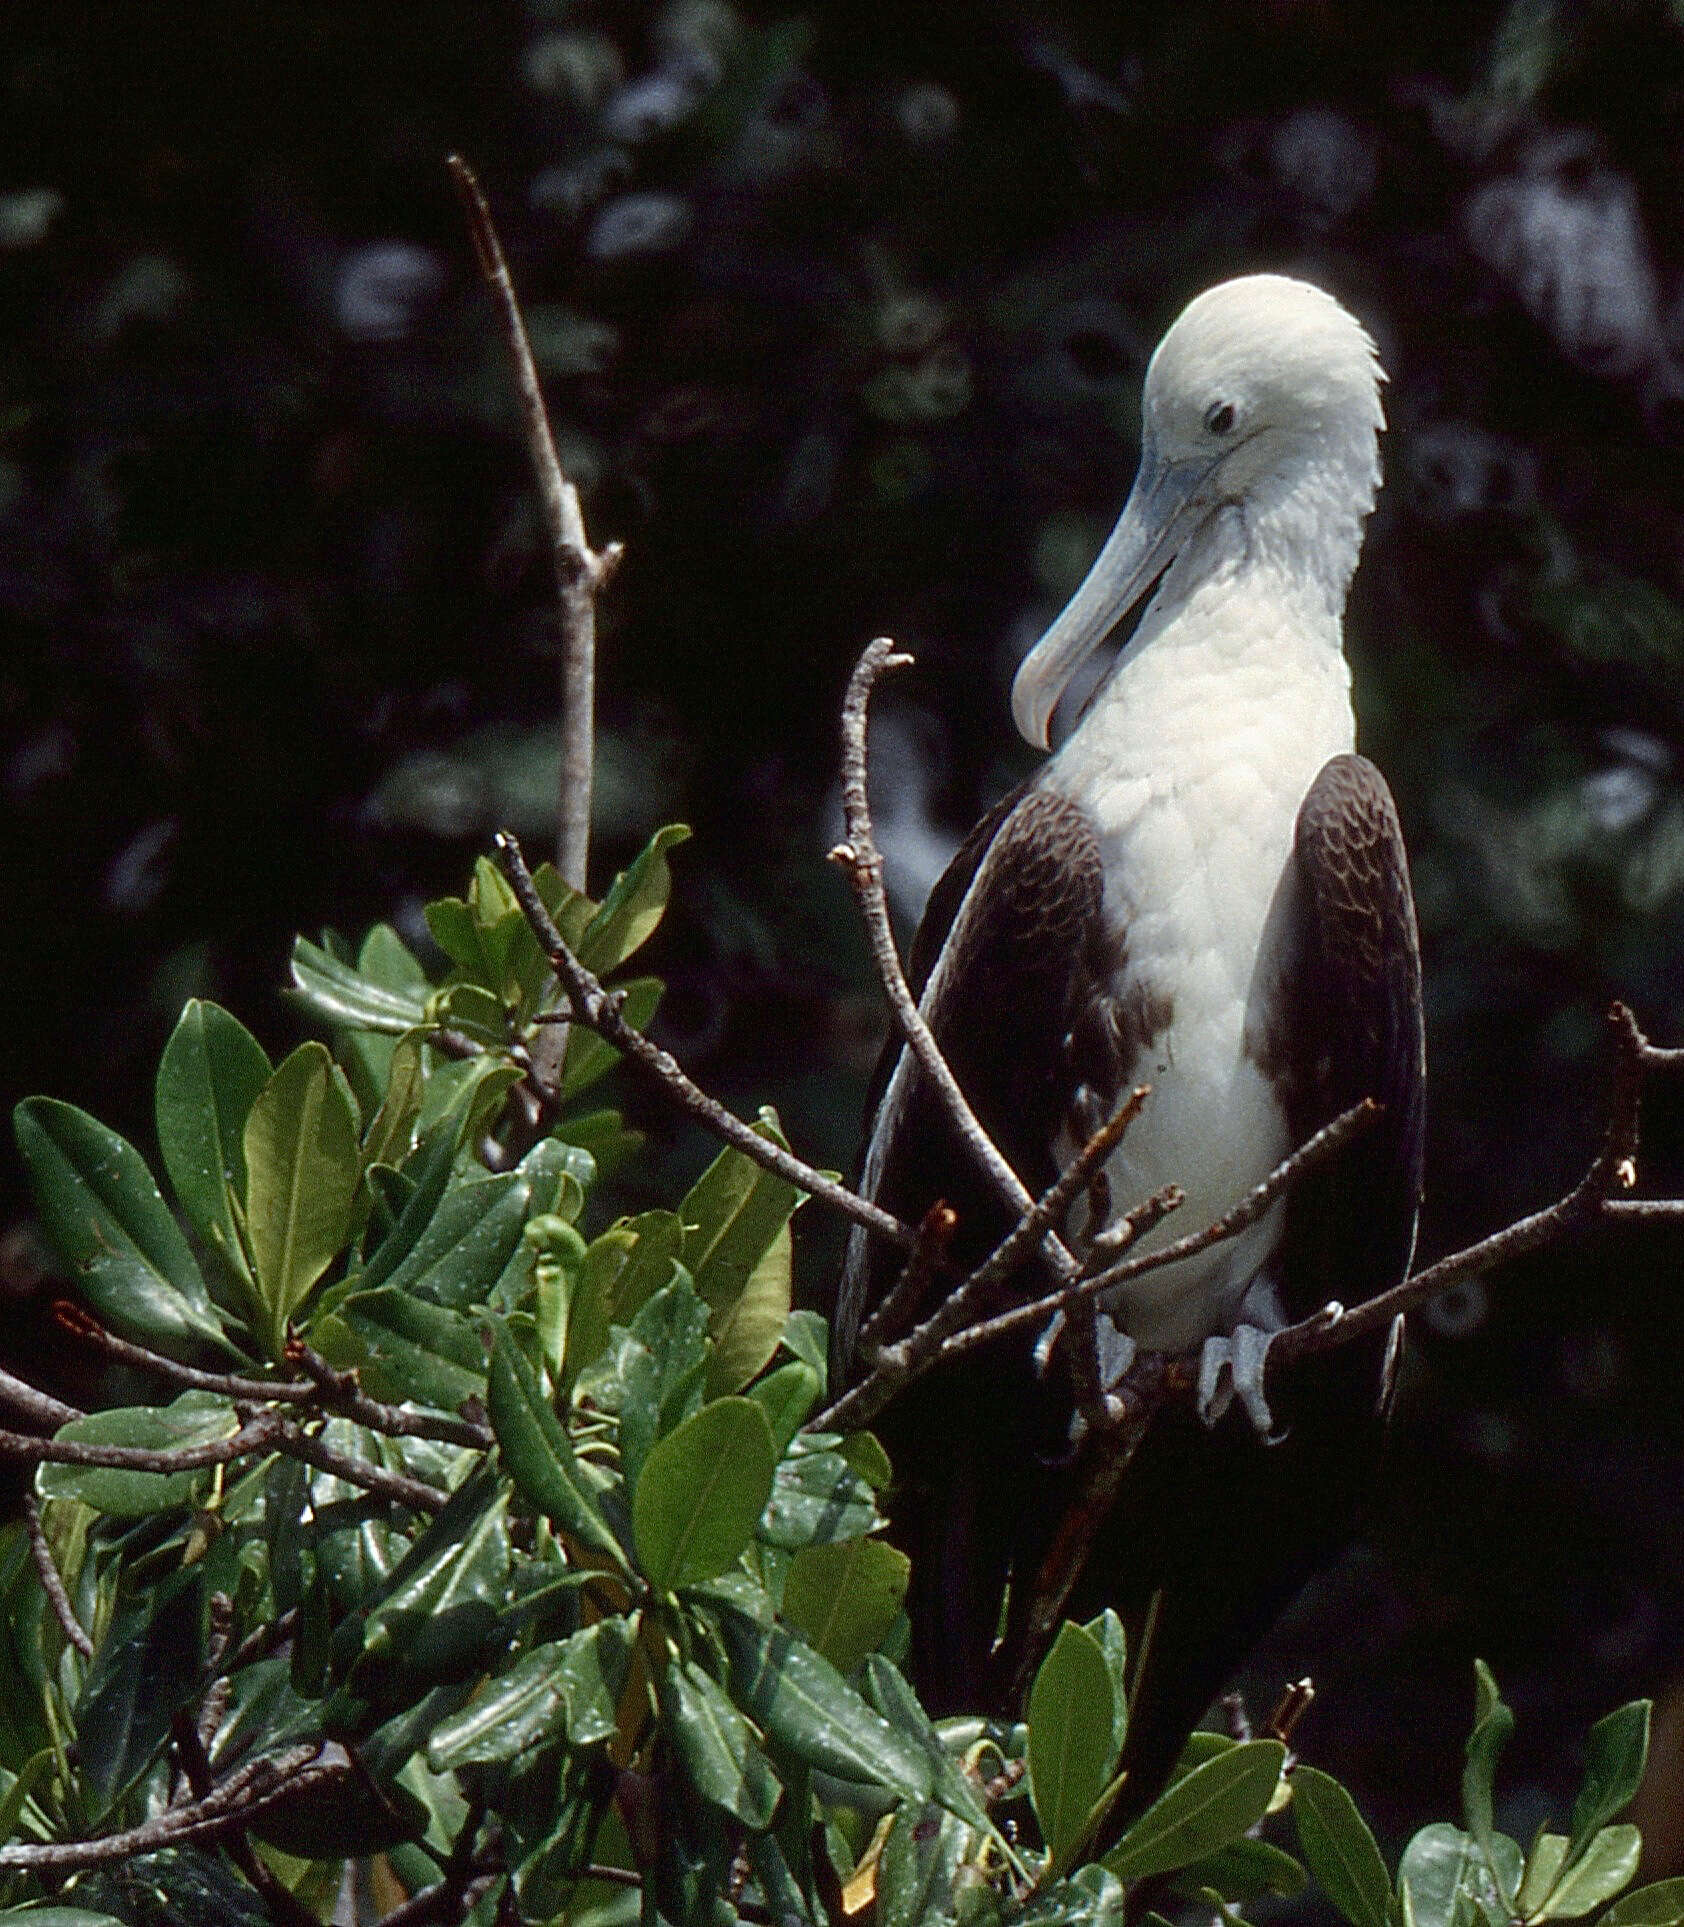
(1197, 1324, 1286, 1441)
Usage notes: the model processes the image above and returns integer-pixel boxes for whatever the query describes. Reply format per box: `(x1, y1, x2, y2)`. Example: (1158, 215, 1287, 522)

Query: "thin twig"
(375, 1873, 504, 1927)
(0, 1409, 286, 1472)
(0, 1745, 340, 1870)
(171, 1712, 320, 1927)
(49, 1303, 489, 1451)
(496, 828, 916, 1251)
(854, 1202, 957, 1359)
(23, 1492, 92, 1659)
(448, 155, 617, 893)
(830, 639, 1081, 1280)
(277, 1422, 449, 1513)
(951, 1100, 1379, 1361)
(1268, 1003, 1649, 1372)
(0, 1364, 82, 1432)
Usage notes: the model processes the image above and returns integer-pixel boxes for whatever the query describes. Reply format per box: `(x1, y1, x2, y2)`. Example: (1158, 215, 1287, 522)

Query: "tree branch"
(495, 828, 916, 1252)
(447, 154, 618, 895)
(23, 1491, 92, 1659)
(0, 1745, 342, 1871)
(0, 1363, 82, 1431)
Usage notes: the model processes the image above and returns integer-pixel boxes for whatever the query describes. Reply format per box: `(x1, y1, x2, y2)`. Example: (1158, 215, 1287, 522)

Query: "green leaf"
(374, 1169, 533, 1310)
(666, 1657, 783, 1828)
(75, 1568, 206, 1819)
(863, 1655, 991, 1829)
(1539, 1829, 1642, 1919)
(289, 933, 430, 1034)
(486, 1321, 630, 1572)
(1399, 1822, 1523, 1927)
(1030, 1621, 1118, 1869)
(14, 1097, 234, 1359)
(1570, 1702, 1651, 1859)
(681, 1115, 802, 1387)
(634, 1397, 777, 1592)
(37, 1392, 239, 1518)
(880, 1804, 972, 1927)
(155, 998, 271, 1278)
(0, 1746, 57, 1846)
(576, 823, 690, 975)
(782, 1537, 910, 1675)
(317, 1286, 487, 1410)
(243, 1042, 363, 1353)
(1465, 1660, 1517, 1905)
(719, 1609, 932, 1803)
(746, 1360, 822, 1456)
(1599, 1878, 1684, 1927)
(362, 1030, 427, 1173)
(1521, 1837, 1573, 1918)
(1293, 1766, 1393, 1927)
(759, 1446, 879, 1550)
(780, 1308, 830, 1388)
(1104, 1740, 1286, 1883)
(1172, 1837, 1308, 1902)
(709, 1223, 794, 1397)
(0, 1910, 132, 1925)
(427, 1619, 634, 1769)
(1083, 1609, 1129, 1762)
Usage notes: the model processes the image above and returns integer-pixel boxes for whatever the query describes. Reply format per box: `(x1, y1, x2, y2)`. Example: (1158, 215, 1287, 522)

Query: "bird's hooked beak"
(1011, 448, 1216, 750)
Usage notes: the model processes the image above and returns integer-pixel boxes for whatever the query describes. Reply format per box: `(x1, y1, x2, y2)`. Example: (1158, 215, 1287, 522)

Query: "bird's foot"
(1196, 1324, 1286, 1441)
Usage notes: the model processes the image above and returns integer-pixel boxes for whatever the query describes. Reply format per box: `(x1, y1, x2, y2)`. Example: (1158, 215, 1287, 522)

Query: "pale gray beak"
(1011, 449, 1212, 750)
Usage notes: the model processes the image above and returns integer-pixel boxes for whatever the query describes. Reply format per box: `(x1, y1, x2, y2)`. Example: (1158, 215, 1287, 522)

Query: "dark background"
(5, 0, 1684, 1879)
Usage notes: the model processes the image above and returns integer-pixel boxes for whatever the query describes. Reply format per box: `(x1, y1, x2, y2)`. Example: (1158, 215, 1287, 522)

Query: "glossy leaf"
(783, 1536, 910, 1675)
(37, 1391, 238, 1518)
(374, 1169, 531, 1310)
(780, 1308, 830, 1391)
(361, 1030, 426, 1173)
(427, 1619, 634, 1768)
(1104, 1740, 1286, 1883)
(880, 1804, 972, 1927)
(1293, 1765, 1392, 1927)
(486, 1321, 630, 1572)
(1569, 1702, 1651, 1858)
(1173, 1836, 1307, 1902)
(576, 823, 691, 975)
(14, 1097, 233, 1358)
(1464, 1660, 1517, 1904)
(1030, 1621, 1118, 1868)
(1521, 1836, 1573, 1917)
(289, 933, 430, 1034)
(863, 1655, 991, 1829)
(243, 1041, 362, 1351)
(633, 1397, 777, 1592)
(1540, 1828, 1642, 1918)
(1399, 1822, 1523, 1927)
(316, 1286, 487, 1409)
(1084, 1608, 1129, 1762)
(666, 1658, 783, 1828)
(709, 1222, 794, 1396)
(1599, 1878, 1684, 1927)
(616, 1272, 713, 1492)
(747, 1359, 822, 1456)
(75, 1568, 206, 1818)
(154, 998, 270, 1276)
(719, 1609, 932, 1803)
(759, 1446, 879, 1550)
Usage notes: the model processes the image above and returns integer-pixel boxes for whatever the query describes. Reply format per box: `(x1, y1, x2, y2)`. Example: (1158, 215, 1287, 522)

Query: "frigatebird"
(834, 274, 1425, 1816)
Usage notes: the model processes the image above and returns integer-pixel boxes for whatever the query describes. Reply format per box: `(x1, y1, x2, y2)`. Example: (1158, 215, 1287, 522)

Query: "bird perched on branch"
(834, 274, 1425, 1818)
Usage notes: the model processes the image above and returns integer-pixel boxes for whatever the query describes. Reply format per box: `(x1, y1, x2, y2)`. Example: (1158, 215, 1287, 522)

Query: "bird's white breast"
(1043, 563, 1355, 1349)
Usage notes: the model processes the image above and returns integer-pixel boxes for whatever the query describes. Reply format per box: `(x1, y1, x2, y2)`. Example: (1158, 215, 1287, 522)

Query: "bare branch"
(830, 639, 1081, 1276)
(276, 1421, 449, 1513)
(0, 1745, 341, 1871)
(853, 1201, 957, 1359)
(0, 1363, 82, 1431)
(496, 828, 916, 1252)
(49, 1303, 490, 1451)
(448, 155, 615, 894)
(171, 1712, 320, 1927)
(23, 1491, 92, 1659)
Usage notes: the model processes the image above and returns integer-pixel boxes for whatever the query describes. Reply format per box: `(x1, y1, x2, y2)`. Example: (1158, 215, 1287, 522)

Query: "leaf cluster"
(3, 835, 1676, 1927)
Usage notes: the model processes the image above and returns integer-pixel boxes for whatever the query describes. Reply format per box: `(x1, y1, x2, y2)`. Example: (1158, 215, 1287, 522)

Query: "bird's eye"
(1205, 400, 1237, 436)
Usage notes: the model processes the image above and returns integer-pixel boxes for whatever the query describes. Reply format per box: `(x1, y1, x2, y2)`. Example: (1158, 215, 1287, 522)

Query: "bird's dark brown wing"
(833, 784, 1106, 1712)
(1076, 751, 1425, 1826)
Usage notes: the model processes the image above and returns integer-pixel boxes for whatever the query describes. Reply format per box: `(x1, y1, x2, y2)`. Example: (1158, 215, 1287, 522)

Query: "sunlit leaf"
(576, 824, 691, 975)
(1104, 1741, 1286, 1883)
(665, 1657, 783, 1828)
(37, 1392, 238, 1518)
(155, 999, 271, 1279)
(1293, 1766, 1392, 1927)
(783, 1537, 909, 1676)
(1540, 1828, 1642, 1919)
(1569, 1702, 1651, 1860)
(1029, 1621, 1117, 1869)
(634, 1397, 777, 1592)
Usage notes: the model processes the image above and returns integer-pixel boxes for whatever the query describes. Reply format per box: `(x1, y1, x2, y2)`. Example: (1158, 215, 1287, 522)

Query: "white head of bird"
(1012, 274, 1386, 750)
